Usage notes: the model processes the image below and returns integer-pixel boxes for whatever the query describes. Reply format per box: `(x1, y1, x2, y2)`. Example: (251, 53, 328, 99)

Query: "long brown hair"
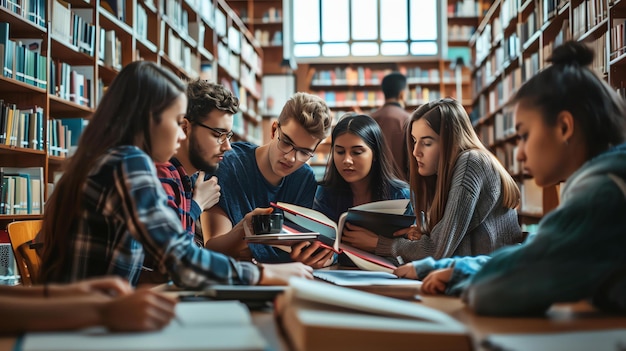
(40, 61, 186, 282)
(407, 98, 520, 230)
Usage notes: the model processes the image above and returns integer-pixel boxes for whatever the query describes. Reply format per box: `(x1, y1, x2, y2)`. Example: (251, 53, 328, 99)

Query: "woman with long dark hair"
(40, 61, 312, 286)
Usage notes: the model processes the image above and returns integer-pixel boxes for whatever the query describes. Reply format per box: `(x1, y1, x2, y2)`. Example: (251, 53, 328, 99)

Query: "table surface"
(1, 294, 625, 351)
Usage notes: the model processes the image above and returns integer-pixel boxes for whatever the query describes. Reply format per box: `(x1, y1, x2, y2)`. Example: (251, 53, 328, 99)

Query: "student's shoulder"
(455, 149, 496, 171)
(222, 142, 257, 161)
(93, 145, 156, 178)
(101, 145, 152, 166)
(292, 162, 315, 177)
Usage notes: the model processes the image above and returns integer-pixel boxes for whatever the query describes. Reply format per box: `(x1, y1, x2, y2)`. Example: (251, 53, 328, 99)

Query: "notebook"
(21, 301, 268, 351)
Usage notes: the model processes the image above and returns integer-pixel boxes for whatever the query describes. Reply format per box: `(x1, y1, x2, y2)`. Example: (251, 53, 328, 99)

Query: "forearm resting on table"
(0, 295, 106, 333)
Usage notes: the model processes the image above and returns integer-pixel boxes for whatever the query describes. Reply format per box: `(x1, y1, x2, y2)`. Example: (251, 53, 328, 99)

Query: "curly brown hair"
(186, 79, 239, 122)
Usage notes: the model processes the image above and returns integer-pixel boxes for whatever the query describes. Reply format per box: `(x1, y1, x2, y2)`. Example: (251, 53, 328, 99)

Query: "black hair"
(513, 41, 626, 158)
(381, 72, 407, 100)
(320, 114, 406, 201)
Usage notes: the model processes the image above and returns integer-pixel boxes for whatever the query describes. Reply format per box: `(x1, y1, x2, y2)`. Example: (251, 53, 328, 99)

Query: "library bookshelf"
(469, 0, 626, 223)
(0, 0, 263, 229)
(227, 0, 284, 74)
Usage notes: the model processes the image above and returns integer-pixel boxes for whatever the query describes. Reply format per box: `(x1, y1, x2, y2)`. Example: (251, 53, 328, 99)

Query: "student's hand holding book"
(393, 224, 423, 241)
(289, 241, 335, 268)
(258, 262, 313, 285)
(341, 222, 378, 252)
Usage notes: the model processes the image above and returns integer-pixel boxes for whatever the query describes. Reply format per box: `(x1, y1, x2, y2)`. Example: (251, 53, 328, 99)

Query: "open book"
(22, 301, 268, 351)
(276, 278, 471, 351)
(246, 199, 414, 273)
(313, 269, 422, 299)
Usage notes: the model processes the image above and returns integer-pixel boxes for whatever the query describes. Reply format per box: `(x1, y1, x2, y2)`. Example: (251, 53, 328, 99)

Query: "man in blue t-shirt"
(201, 92, 335, 268)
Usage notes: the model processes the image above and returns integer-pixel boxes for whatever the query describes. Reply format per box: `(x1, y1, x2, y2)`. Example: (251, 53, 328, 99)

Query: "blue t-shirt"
(213, 142, 317, 262)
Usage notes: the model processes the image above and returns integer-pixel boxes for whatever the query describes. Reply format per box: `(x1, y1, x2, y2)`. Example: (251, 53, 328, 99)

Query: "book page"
(313, 270, 422, 288)
(288, 278, 466, 330)
(22, 301, 268, 351)
(340, 245, 397, 273)
(351, 199, 411, 215)
(274, 202, 337, 229)
(273, 202, 338, 242)
(171, 300, 252, 327)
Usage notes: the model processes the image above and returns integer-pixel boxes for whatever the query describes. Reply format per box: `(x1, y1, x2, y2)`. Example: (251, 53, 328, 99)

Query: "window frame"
(289, 0, 446, 63)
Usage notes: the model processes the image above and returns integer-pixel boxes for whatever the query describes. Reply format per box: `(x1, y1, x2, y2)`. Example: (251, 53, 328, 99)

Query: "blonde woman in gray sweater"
(342, 98, 522, 263)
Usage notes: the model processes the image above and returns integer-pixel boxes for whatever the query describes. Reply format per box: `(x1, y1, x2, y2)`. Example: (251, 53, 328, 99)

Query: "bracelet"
(43, 284, 49, 298)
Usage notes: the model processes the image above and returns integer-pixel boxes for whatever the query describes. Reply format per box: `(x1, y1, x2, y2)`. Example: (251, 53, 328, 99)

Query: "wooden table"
(2, 296, 625, 351)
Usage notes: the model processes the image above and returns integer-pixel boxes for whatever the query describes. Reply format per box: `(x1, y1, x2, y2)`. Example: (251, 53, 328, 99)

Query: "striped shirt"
(59, 145, 259, 287)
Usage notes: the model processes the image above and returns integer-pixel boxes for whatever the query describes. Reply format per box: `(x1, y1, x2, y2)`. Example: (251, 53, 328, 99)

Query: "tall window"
(292, 0, 440, 60)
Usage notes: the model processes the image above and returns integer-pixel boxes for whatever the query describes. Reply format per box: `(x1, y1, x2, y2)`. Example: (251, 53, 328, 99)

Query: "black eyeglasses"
(276, 126, 315, 162)
(194, 121, 234, 145)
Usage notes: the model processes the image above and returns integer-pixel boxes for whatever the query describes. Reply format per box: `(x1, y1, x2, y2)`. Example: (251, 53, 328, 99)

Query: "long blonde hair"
(408, 98, 520, 230)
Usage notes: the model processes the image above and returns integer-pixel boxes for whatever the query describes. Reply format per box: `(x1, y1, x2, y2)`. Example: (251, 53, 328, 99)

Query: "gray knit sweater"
(376, 149, 522, 262)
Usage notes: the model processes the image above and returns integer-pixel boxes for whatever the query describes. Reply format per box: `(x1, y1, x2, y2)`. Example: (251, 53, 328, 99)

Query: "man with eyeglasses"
(201, 92, 337, 268)
(138, 80, 239, 284)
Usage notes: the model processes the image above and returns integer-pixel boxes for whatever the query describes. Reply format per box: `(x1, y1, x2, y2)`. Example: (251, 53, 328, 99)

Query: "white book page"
(171, 300, 252, 328)
(23, 301, 266, 351)
(351, 199, 411, 214)
(289, 278, 465, 330)
(275, 202, 337, 229)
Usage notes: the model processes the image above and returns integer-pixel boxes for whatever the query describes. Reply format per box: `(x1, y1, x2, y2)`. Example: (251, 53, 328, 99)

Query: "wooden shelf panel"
(49, 95, 94, 118)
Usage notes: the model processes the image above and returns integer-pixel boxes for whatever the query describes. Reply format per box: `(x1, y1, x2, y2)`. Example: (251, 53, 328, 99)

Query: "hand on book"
(290, 241, 335, 268)
(420, 268, 453, 295)
(393, 224, 423, 241)
(259, 262, 313, 285)
(341, 222, 378, 253)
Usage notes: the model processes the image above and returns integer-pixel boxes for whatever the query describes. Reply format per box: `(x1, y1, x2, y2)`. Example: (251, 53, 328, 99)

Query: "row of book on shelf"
(0, 0, 46, 29)
(0, 167, 44, 215)
(0, 100, 86, 157)
(0, 21, 114, 108)
(312, 87, 443, 109)
(0, 23, 47, 90)
(311, 66, 446, 87)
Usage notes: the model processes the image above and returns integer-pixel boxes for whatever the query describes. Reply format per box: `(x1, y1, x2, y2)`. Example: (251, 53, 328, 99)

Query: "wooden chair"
(7, 220, 43, 286)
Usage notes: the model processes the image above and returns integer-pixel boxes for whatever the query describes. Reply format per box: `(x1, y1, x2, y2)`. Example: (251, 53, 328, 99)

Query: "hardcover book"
(247, 199, 414, 272)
